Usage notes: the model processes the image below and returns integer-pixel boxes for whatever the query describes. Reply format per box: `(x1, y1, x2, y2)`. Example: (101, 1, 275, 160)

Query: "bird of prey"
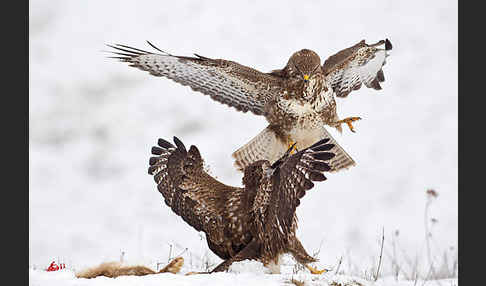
(109, 39, 392, 172)
(148, 136, 335, 273)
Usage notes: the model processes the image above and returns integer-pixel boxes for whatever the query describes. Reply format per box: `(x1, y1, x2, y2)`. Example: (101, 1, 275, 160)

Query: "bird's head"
(286, 49, 322, 84)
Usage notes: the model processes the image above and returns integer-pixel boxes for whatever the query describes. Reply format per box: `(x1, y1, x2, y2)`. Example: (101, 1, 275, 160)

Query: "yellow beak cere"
(303, 75, 310, 81)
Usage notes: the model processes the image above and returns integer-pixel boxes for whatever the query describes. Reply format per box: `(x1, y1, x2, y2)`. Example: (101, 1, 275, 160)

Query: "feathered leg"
(263, 255, 282, 274)
(186, 240, 260, 275)
(210, 239, 260, 273)
(288, 238, 329, 275)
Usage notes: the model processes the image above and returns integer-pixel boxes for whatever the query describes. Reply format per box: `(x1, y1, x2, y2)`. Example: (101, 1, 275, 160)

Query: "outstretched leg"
(210, 239, 260, 273)
(288, 238, 329, 275)
(334, 116, 362, 133)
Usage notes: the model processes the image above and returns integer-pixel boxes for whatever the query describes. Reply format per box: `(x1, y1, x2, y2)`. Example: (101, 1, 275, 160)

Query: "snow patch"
(228, 259, 270, 274)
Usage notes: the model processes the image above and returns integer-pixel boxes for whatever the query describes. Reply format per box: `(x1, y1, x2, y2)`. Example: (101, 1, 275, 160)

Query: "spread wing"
(323, 39, 392, 98)
(108, 42, 285, 115)
(148, 137, 238, 245)
(264, 139, 336, 237)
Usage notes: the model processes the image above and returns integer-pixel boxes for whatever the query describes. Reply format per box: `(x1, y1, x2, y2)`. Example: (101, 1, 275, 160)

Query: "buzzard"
(148, 136, 336, 273)
(109, 39, 392, 172)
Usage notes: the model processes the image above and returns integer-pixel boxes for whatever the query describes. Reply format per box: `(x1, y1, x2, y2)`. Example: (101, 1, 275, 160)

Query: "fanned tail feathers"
(320, 127, 356, 172)
(232, 127, 288, 171)
(232, 126, 355, 173)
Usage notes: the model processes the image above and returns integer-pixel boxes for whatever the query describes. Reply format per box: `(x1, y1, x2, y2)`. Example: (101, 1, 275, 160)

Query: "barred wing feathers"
(252, 138, 335, 250)
(323, 39, 392, 98)
(108, 42, 284, 115)
(148, 137, 238, 245)
(273, 138, 336, 234)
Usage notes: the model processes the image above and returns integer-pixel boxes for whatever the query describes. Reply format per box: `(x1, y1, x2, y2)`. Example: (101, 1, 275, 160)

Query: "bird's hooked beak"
(303, 74, 310, 82)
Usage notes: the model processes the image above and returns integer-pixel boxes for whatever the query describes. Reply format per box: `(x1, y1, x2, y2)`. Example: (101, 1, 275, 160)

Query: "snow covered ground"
(30, 271, 459, 286)
(29, 260, 458, 286)
(29, 0, 457, 284)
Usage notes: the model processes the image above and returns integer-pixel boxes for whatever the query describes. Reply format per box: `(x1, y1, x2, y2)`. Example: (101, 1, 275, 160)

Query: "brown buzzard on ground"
(110, 39, 391, 172)
(148, 136, 335, 273)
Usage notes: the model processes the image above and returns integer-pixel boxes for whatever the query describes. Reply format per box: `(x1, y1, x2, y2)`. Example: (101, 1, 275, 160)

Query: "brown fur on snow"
(75, 256, 184, 279)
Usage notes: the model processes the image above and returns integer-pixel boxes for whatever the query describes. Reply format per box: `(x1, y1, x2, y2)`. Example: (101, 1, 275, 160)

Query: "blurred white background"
(29, 0, 457, 274)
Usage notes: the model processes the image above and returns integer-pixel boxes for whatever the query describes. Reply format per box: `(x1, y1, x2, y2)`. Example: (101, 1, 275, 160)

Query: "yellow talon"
(287, 140, 297, 154)
(306, 264, 329, 275)
(336, 116, 362, 133)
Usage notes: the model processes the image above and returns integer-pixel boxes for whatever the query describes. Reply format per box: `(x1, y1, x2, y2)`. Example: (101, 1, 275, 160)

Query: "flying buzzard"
(148, 136, 335, 273)
(109, 39, 391, 172)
